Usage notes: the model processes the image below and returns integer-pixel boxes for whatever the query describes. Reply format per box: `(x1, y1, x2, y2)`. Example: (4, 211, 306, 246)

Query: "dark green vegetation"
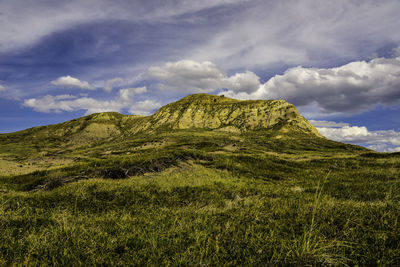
(1, 94, 399, 265)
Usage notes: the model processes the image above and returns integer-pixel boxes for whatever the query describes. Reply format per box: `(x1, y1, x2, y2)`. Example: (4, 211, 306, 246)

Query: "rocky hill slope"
(144, 94, 321, 136)
(0, 93, 343, 176)
(0, 94, 321, 143)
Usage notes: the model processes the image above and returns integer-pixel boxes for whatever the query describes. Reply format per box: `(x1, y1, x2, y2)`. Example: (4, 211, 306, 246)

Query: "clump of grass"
(285, 170, 351, 266)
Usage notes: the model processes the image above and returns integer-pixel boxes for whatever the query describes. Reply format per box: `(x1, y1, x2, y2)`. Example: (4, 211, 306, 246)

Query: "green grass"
(1, 161, 400, 265)
(0, 111, 399, 265)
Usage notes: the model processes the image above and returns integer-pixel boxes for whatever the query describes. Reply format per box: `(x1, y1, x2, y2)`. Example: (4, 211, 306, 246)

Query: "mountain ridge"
(1, 93, 322, 139)
(1, 93, 355, 177)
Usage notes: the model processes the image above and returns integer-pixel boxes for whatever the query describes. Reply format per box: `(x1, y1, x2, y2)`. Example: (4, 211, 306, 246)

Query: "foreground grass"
(1, 128, 399, 265)
(1, 159, 400, 265)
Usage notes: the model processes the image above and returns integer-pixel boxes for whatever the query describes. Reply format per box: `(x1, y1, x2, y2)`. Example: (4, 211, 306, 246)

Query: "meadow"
(1, 127, 400, 265)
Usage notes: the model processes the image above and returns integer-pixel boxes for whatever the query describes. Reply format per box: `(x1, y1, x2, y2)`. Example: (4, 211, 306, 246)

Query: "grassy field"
(1, 125, 400, 265)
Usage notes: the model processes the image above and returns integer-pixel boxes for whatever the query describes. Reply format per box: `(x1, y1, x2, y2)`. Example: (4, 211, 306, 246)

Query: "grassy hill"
(1, 94, 399, 265)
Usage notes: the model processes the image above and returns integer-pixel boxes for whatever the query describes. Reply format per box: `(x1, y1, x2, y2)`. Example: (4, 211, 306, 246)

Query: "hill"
(147, 94, 321, 135)
(0, 94, 320, 146)
(1, 94, 399, 265)
(0, 94, 331, 176)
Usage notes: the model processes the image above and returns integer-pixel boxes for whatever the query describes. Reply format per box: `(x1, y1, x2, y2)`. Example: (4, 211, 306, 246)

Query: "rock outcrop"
(142, 94, 321, 136)
(2, 94, 322, 145)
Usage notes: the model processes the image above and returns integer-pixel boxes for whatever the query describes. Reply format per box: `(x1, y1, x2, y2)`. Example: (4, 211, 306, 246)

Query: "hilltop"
(0, 93, 364, 176)
(1, 93, 399, 266)
(0, 93, 354, 176)
(1, 93, 321, 140)
(147, 94, 321, 135)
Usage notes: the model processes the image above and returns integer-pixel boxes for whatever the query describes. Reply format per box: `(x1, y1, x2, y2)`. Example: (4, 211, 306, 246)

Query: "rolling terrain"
(0, 94, 399, 265)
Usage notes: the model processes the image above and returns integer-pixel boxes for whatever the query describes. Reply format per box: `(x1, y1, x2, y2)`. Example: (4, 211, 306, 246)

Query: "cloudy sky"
(1, 0, 400, 151)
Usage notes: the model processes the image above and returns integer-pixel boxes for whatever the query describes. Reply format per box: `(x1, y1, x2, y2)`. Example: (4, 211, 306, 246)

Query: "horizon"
(1, 0, 400, 151)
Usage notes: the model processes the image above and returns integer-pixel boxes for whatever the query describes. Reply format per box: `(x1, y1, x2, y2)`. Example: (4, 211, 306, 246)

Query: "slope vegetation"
(1, 94, 399, 265)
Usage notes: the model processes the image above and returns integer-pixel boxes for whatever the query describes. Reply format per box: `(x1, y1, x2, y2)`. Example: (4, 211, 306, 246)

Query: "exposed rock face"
(143, 94, 321, 136)
(4, 94, 321, 144)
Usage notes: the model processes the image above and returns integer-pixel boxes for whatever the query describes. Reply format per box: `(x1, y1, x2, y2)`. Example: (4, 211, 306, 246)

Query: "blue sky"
(1, 0, 400, 151)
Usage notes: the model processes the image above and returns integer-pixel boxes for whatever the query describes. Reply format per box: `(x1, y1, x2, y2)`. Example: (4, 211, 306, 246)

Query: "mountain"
(0, 93, 362, 177)
(2, 93, 398, 266)
(1, 94, 320, 144)
(146, 94, 321, 135)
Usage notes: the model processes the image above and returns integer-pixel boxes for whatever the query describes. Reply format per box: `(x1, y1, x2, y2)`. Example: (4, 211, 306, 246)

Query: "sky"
(1, 0, 400, 151)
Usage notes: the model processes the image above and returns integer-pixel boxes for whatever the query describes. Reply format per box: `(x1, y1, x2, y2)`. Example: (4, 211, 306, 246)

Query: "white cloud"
(312, 120, 400, 152)
(147, 60, 226, 92)
(147, 57, 400, 116)
(223, 56, 400, 114)
(368, 144, 400, 153)
(103, 77, 124, 92)
(0, 85, 5, 92)
(317, 126, 369, 142)
(93, 74, 147, 93)
(188, 0, 400, 70)
(118, 87, 147, 102)
(147, 59, 261, 92)
(387, 147, 400, 153)
(22, 87, 157, 115)
(0, 0, 245, 52)
(51, 75, 95, 90)
(309, 120, 349, 128)
(225, 71, 260, 93)
(1, 0, 400, 83)
(129, 100, 162, 116)
(23, 95, 78, 113)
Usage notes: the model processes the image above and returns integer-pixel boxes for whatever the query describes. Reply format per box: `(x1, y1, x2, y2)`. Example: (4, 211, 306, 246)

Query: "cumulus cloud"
(147, 59, 261, 92)
(51, 75, 95, 90)
(369, 144, 400, 153)
(0, 85, 5, 92)
(147, 57, 400, 115)
(312, 120, 400, 152)
(225, 71, 260, 93)
(23, 95, 77, 113)
(147, 60, 226, 92)
(23, 87, 158, 115)
(223, 56, 400, 114)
